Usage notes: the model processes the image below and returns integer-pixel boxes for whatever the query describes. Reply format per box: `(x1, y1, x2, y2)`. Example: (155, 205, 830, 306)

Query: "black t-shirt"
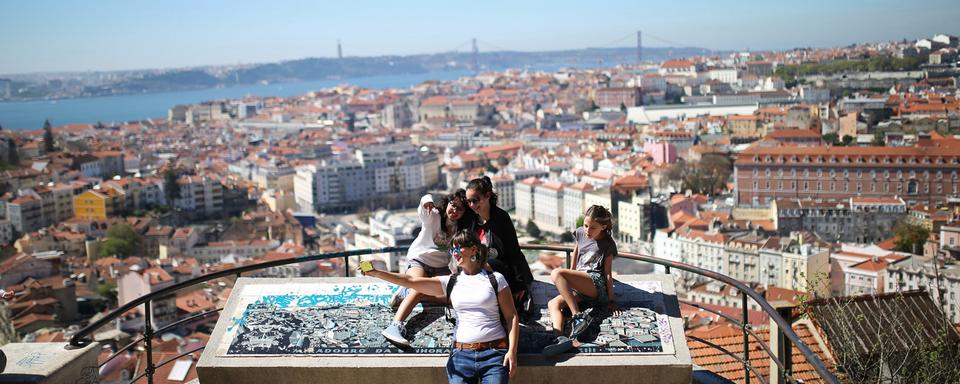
(470, 206, 533, 292)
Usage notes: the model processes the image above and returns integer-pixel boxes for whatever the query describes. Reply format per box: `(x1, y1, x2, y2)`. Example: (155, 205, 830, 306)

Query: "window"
(908, 180, 918, 194)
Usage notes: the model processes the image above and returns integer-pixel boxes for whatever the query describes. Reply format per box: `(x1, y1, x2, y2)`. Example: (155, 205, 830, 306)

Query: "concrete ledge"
(0, 342, 100, 384)
(198, 274, 691, 384)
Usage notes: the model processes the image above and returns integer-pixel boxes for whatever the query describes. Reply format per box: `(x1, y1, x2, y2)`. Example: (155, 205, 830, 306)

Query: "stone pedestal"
(0, 342, 100, 384)
(198, 274, 691, 384)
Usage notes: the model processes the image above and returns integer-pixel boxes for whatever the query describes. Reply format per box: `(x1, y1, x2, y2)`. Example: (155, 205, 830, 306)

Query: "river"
(0, 70, 473, 130)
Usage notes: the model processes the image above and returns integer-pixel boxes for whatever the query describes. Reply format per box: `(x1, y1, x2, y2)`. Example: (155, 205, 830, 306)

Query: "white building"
(514, 177, 540, 225)
(117, 265, 177, 329)
(188, 239, 280, 264)
(707, 68, 738, 84)
(563, 182, 593, 231)
(618, 194, 650, 244)
(887, 258, 960, 324)
(533, 181, 564, 234)
(491, 175, 516, 211)
(348, 210, 418, 272)
(173, 175, 224, 219)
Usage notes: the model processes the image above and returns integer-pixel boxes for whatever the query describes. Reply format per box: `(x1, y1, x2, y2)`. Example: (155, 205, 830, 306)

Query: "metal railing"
(69, 244, 838, 384)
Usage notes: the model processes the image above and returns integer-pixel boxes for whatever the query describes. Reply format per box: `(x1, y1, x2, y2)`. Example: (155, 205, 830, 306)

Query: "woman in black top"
(465, 176, 534, 305)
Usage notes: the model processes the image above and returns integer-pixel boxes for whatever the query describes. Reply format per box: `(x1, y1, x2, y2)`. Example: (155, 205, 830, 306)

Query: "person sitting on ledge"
(382, 190, 475, 346)
(542, 205, 619, 357)
(363, 230, 519, 383)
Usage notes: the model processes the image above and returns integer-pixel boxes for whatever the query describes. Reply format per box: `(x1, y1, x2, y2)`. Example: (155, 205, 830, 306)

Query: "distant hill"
(3, 46, 716, 100)
(116, 46, 713, 91)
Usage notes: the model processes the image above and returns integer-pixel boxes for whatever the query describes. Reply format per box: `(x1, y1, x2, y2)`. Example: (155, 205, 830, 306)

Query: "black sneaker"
(569, 310, 594, 339)
(541, 336, 574, 357)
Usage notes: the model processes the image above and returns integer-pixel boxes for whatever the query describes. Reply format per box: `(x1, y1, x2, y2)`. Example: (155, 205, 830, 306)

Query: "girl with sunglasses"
(363, 230, 520, 383)
(465, 177, 534, 316)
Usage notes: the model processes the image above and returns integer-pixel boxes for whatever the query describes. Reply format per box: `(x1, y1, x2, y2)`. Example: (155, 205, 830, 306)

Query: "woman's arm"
(497, 286, 519, 379)
(569, 243, 580, 270)
(363, 268, 444, 297)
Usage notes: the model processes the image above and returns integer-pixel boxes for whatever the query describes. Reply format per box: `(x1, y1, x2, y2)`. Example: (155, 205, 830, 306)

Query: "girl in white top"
(383, 190, 474, 346)
(363, 230, 519, 383)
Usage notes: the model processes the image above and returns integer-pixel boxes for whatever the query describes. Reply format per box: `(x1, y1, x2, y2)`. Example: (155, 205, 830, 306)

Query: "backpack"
(444, 271, 505, 332)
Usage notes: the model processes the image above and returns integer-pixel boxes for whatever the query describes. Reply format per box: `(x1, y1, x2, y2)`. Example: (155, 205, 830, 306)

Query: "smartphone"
(360, 260, 374, 272)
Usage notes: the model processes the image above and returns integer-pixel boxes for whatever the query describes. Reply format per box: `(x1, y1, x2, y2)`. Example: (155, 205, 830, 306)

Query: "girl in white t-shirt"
(363, 230, 519, 383)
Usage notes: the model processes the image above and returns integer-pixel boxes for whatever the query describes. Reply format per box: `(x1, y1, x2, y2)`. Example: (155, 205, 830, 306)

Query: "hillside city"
(1, 32, 960, 382)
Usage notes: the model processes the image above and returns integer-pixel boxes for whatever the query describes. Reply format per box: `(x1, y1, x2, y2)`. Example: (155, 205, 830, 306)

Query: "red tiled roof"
(689, 321, 834, 383)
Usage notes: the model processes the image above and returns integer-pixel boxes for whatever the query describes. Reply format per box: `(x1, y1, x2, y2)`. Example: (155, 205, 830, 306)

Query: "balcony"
(1, 246, 838, 384)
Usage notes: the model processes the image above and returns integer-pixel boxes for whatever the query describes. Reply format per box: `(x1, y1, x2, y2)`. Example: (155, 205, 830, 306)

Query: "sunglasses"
(448, 246, 462, 257)
(449, 204, 463, 212)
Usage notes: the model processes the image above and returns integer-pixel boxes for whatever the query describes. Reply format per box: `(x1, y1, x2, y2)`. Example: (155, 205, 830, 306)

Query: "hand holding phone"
(359, 260, 374, 273)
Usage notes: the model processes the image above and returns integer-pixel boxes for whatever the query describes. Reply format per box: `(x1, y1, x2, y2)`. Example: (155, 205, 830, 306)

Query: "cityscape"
(1, 2, 960, 382)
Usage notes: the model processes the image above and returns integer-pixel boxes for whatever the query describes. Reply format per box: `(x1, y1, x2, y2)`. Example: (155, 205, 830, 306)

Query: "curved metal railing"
(70, 244, 839, 384)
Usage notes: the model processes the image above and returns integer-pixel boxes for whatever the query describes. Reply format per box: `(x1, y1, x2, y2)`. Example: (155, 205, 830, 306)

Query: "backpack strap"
(445, 272, 460, 307)
(486, 271, 507, 334)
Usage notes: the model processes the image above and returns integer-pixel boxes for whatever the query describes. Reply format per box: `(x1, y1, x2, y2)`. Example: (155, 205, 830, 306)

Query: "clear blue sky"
(1, 0, 957, 75)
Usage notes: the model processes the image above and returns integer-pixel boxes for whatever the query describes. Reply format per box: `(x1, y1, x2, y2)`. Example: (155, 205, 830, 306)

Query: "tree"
(841, 134, 854, 146)
(98, 224, 143, 258)
(822, 132, 839, 145)
(576, 215, 585, 228)
(526, 220, 542, 239)
(619, 102, 628, 113)
(894, 220, 930, 255)
(96, 282, 118, 308)
(42, 119, 55, 153)
(163, 168, 182, 203)
(7, 138, 18, 166)
(560, 231, 575, 243)
(666, 154, 733, 195)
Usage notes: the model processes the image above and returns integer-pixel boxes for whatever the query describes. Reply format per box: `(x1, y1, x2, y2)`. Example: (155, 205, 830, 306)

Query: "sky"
(1, 0, 958, 75)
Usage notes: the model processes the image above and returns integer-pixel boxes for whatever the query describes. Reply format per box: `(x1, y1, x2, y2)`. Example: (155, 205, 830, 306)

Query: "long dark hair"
(450, 229, 489, 265)
(438, 189, 473, 232)
(466, 176, 498, 207)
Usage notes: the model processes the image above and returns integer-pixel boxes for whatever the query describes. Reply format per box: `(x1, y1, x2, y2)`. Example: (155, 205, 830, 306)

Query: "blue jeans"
(446, 348, 508, 384)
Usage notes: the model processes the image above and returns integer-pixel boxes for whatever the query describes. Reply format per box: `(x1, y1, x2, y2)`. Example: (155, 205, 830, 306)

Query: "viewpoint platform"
(197, 274, 691, 384)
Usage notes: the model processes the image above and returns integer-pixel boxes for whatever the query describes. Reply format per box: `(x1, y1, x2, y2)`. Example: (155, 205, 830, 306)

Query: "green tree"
(98, 224, 143, 258)
(841, 135, 854, 146)
(576, 215, 585, 228)
(163, 168, 182, 203)
(894, 220, 930, 255)
(96, 282, 118, 307)
(822, 132, 839, 145)
(560, 231, 575, 243)
(42, 119, 55, 153)
(526, 220, 542, 239)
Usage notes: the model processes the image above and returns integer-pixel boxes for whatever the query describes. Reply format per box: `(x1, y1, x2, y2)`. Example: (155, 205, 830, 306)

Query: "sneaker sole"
(381, 330, 410, 346)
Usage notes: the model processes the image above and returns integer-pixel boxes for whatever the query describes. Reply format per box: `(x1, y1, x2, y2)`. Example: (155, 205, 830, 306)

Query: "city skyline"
(1, 0, 959, 75)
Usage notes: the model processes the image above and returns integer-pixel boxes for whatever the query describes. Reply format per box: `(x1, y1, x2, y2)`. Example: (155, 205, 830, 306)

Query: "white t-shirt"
(438, 271, 508, 343)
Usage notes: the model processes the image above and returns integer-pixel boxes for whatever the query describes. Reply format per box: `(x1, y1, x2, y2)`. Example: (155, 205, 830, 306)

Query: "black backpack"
(444, 271, 505, 331)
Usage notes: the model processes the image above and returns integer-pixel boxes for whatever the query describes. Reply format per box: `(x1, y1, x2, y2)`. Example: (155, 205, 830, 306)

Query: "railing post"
(777, 306, 794, 384)
(344, 256, 350, 277)
(565, 250, 571, 269)
(143, 300, 156, 384)
(742, 291, 750, 384)
(665, 265, 671, 275)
